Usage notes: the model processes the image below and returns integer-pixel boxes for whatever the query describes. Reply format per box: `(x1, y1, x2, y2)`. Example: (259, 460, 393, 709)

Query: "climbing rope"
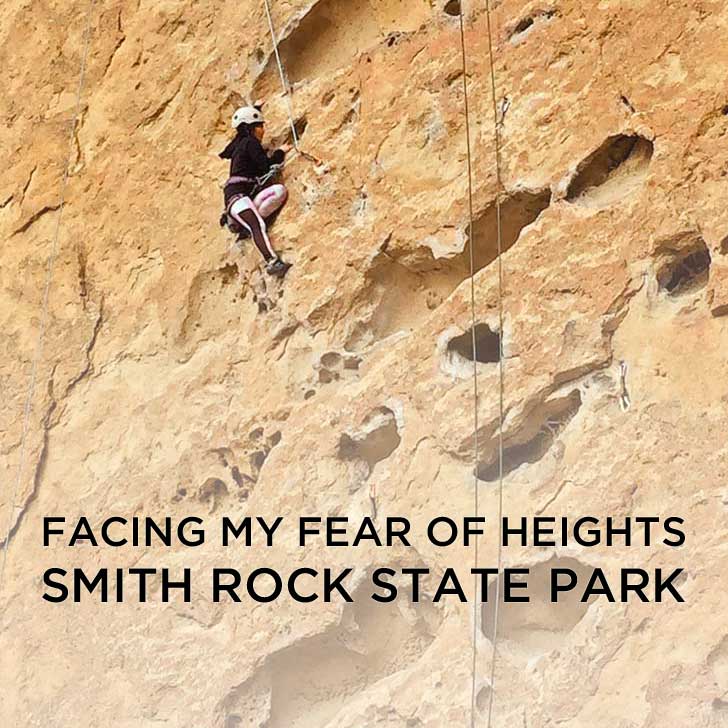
(261, 0, 327, 169)
(456, 7, 481, 728)
(0, 0, 97, 596)
(262, 0, 300, 150)
(457, 2, 506, 727)
(484, 0, 507, 726)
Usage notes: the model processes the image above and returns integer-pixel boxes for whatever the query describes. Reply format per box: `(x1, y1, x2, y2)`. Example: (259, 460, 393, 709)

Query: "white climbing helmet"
(232, 105, 264, 129)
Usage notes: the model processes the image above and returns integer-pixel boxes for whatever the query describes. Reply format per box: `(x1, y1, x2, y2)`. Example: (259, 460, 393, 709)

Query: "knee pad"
(269, 184, 287, 203)
(230, 196, 255, 216)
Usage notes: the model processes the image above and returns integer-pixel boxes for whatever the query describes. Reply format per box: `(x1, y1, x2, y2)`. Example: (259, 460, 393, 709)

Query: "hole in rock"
(223, 578, 441, 728)
(348, 189, 550, 350)
(198, 478, 229, 512)
(348, 258, 465, 349)
(319, 368, 338, 384)
(514, 16, 534, 34)
(267, 590, 438, 728)
(251, 450, 267, 472)
(217, 263, 238, 285)
(510, 10, 556, 39)
(320, 352, 342, 368)
(338, 407, 401, 475)
(481, 556, 598, 655)
(443, 0, 461, 17)
(620, 95, 636, 113)
(566, 134, 653, 205)
(447, 323, 501, 364)
(288, 116, 308, 144)
(656, 237, 711, 295)
(468, 188, 552, 272)
(255, 0, 432, 91)
(476, 685, 491, 712)
(316, 351, 362, 385)
(212, 447, 233, 467)
(244, 428, 282, 481)
(476, 390, 582, 481)
(446, 68, 464, 85)
(172, 486, 188, 503)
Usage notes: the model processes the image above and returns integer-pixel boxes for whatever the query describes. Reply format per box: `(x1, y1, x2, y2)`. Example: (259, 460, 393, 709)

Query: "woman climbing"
(220, 105, 291, 278)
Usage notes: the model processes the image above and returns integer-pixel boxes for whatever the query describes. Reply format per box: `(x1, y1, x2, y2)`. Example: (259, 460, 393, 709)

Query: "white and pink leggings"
(229, 184, 288, 262)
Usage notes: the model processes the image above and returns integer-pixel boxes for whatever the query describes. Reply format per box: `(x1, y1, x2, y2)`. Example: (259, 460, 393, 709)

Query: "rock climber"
(219, 105, 291, 278)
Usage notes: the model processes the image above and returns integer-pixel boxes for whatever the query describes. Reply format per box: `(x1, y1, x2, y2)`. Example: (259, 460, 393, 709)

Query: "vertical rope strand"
(262, 0, 300, 150)
(484, 1, 506, 727)
(0, 0, 97, 596)
(456, 7, 481, 728)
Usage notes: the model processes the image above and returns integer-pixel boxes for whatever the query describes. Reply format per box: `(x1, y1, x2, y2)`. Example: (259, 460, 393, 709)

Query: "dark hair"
(236, 121, 264, 137)
(219, 122, 263, 159)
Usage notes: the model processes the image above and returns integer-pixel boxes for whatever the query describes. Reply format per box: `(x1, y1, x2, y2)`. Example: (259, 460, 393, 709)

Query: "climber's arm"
(247, 138, 285, 175)
(246, 137, 273, 175)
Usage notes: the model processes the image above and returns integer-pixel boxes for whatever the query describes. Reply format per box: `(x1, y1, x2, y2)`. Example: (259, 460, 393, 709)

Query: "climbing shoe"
(266, 258, 292, 278)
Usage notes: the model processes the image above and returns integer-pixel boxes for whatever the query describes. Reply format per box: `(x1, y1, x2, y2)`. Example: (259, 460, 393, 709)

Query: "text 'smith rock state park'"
(2, 0, 728, 726)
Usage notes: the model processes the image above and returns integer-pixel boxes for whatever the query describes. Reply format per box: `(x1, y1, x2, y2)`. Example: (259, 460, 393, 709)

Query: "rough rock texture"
(2, 0, 728, 725)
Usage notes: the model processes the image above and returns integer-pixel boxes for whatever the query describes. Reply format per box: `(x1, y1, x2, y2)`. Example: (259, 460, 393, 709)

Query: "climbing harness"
(457, 3, 506, 727)
(219, 164, 284, 235)
(0, 0, 97, 595)
(222, 163, 284, 196)
(252, 163, 284, 192)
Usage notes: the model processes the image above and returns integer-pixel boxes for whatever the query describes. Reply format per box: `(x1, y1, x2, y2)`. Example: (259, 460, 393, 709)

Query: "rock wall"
(2, 0, 728, 725)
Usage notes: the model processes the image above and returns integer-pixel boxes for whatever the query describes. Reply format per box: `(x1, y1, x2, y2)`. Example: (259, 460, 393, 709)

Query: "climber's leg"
(229, 196, 277, 262)
(253, 184, 288, 219)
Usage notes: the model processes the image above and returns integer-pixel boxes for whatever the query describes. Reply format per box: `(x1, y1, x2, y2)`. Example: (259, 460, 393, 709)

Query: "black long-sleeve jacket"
(220, 132, 285, 204)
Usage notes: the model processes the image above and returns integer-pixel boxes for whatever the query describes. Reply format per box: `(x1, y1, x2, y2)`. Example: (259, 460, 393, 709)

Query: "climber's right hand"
(270, 148, 286, 166)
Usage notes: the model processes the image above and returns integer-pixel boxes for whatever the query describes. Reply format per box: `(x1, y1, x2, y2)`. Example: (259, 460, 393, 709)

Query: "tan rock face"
(2, 0, 727, 725)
